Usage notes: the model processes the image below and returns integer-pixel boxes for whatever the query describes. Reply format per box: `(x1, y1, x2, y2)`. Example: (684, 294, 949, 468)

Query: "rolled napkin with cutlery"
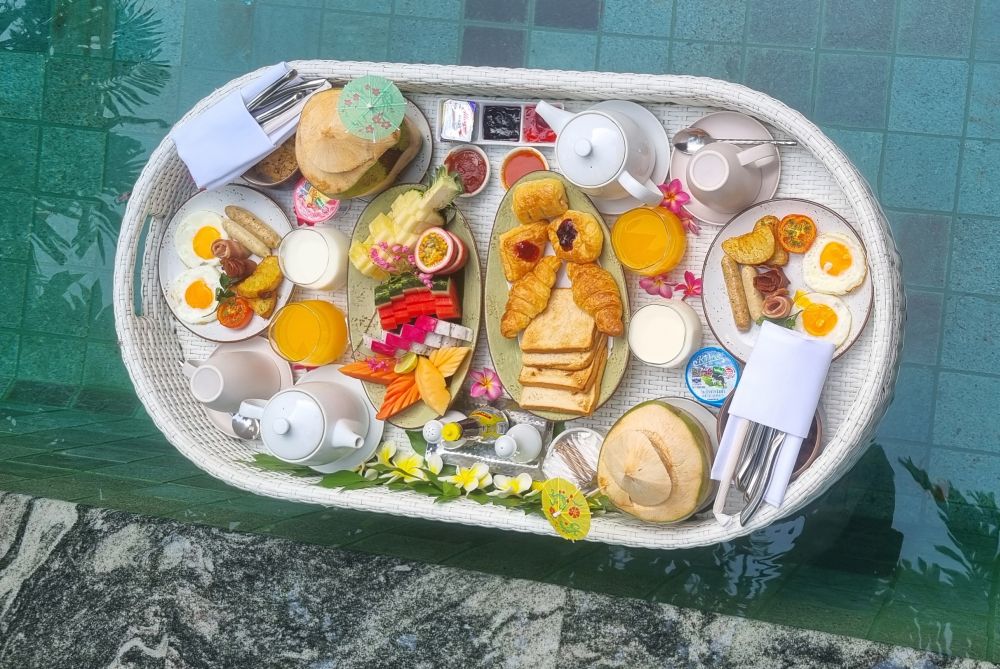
(171, 62, 330, 191)
(710, 321, 834, 526)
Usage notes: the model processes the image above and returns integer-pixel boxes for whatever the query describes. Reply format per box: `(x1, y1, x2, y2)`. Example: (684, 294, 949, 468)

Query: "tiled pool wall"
(2, 0, 1000, 661)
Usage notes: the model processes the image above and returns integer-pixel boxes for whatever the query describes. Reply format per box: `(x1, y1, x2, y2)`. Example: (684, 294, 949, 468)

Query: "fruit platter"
(114, 61, 902, 550)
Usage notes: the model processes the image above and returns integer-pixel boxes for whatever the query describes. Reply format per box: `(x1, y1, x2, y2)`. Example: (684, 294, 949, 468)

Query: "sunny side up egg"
(793, 292, 852, 348)
(174, 210, 228, 268)
(167, 266, 221, 324)
(802, 232, 867, 295)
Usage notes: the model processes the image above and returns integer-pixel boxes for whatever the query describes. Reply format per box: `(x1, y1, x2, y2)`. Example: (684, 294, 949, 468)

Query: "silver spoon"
(673, 127, 798, 155)
(231, 413, 260, 440)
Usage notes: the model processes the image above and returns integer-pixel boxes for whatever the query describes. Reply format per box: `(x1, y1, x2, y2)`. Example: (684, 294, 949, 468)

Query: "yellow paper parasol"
(541, 478, 591, 541)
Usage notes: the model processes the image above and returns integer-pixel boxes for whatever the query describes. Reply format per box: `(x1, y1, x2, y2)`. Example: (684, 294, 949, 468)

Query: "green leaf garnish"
(755, 310, 802, 330)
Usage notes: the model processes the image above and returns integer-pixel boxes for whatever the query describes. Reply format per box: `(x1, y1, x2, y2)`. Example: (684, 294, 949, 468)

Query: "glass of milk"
(278, 227, 349, 291)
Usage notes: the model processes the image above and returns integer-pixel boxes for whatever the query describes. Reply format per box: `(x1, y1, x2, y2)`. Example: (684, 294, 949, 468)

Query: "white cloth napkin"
(711, 322, 834, 523)
(171, 62, 328, 191)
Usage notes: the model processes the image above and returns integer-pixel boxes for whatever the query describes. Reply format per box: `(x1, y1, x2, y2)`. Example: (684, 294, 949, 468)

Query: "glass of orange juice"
(267, 300, 348, 366)
(611, 206, 687, 276)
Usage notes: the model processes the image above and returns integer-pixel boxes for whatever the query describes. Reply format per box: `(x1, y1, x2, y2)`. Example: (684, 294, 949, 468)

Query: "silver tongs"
(246, 70, 327, 124)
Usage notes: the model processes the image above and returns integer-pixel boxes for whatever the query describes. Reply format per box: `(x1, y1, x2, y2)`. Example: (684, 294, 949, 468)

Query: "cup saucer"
(199, 336, 294, 438)
(297, 365, 384, 473)
(669, 111, 781, 226)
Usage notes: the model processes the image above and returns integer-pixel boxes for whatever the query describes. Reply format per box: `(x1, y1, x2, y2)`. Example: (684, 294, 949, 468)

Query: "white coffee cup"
(183, 351, 281, 413)
(686, 143, 778, 214)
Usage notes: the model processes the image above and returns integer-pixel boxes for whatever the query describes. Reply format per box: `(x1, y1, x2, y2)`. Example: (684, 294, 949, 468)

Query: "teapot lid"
(260, 389, 324, 461)
(555, 112, 626, 187)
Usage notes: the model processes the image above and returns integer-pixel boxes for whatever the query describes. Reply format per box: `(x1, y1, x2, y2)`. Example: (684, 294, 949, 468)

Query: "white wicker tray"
(114, 61, 903, 549)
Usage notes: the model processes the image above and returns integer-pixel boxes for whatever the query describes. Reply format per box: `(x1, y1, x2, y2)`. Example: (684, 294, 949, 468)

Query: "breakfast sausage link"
(722, 255, 751, 332)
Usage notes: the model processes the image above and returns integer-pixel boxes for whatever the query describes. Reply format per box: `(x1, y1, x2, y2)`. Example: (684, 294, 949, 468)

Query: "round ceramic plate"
(701, 198, 873, 363)
(485, 170, 630, 421)
(157, 184, 294, 343)
(297, 364, 384, 473)
(346, 184, 481, 430)
(357, 100, 433, 202)
(670, 111, 781, 226)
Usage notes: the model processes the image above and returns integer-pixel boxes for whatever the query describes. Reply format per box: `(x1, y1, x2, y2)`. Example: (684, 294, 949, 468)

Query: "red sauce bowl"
(444, 145, 490, 197)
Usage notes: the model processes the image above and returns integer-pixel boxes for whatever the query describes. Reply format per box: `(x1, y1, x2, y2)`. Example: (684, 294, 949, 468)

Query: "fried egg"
(802, 232, 867, 295)
(793, 292, 852, 348)
(174, 210, 227, 268)
(167, 266, 220, 324)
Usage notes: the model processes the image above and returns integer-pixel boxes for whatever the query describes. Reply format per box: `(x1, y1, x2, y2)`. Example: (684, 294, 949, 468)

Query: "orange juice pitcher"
(611, 207, 687, 276)
(268, 300, 348, 367)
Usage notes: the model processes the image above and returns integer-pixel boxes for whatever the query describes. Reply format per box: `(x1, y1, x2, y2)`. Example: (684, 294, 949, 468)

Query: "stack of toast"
(517, 289, 607, 416)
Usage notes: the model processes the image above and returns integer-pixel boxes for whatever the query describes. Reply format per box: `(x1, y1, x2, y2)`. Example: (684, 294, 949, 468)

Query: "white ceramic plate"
(158, 184, 294, 343)
(701, 198, 873, 362)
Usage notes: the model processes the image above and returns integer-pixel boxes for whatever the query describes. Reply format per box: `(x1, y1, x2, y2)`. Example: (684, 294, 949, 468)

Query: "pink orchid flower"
(679, 215, 700, 236)
(639, 273, 673, 299)
(658, 179, 691, 215)
(469, 368, 503, 402)
(674, 271, 703, 300)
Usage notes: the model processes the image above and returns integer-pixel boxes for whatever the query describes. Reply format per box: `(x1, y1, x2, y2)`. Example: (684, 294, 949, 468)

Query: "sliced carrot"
(377, 374, 421, 420)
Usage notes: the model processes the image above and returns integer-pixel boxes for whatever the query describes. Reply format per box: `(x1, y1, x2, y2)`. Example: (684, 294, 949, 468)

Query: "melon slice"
(415, 356, 450, 416)
(597, 400, 711, 523)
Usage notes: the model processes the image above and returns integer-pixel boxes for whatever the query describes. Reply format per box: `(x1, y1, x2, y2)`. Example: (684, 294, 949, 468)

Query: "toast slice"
(519, 343, 607, 391)
(520, 335, 606, 371)
(520, 289, 596, 353)
(519, 350, 607, 416)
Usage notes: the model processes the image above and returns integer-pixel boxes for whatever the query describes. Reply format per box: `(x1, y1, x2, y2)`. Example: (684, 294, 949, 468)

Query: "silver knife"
(246, 69, 298, 112)
(740, 431, 786, 525)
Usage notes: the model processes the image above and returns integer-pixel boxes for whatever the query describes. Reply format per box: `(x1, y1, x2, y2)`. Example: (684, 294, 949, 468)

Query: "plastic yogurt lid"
(293, 177, 339, 226)
(685, 346, 740, 407)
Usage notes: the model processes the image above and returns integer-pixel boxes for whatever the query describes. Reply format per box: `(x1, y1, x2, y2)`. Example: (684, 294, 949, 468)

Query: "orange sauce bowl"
(500, 147, 549, 190)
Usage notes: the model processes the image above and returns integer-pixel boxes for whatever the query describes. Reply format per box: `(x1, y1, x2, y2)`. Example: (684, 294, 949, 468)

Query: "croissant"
(567, 263, 623, 337)
(500, 256, 561, 338)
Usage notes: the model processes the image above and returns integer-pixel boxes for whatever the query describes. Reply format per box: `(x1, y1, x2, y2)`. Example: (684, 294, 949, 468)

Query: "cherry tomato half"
(218, 297, 254, 329)
(777, 214, 817, 253)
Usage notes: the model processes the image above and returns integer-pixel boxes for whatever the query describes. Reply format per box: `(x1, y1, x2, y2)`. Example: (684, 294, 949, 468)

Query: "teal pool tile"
(0, 461, 74, 480)
(889, 57, 969, 135)
(346, 531, 472, 563)
(880, 133, 960, 211)
(928, 447, 1000, 499)
(941, 294, 1000, 372)
(182, 0, 253, 70)
(968, 63, 1000, 140)
(0, 52, 45, 120)
(887, 211, 951, 288)
(743, 47, 814, 114)
(975, 0, 1000, 61)
(2, 472, 146, 503)
(0, 331, 18, 381)
(64, 441, 163, 464)
(0, 444, 44, 460)
(527, 30, 599, 70)
(22, 264, 93, 338)
(535, 0, 601, 31)
(42, 57, 113, 127)
(176, 67, 245, 113)
(746, 0, 819, 47)
(934, 371, 1000, 452)
(0, 190, 33, 262)
(598, 35, 669, 74)
(114, 0, 185, 65)
(1, 382, 75, 412)
(897, 0, 975, 58)
(395, 0, 460, 20)
(388, 17, 458, 64)
(38, 126, 107, 198)
(901, 290, 943, 365)
(673, 0, 746, 42)
(823, 128, 883, 187)
(84, 419, 161, 439)
(168, 497, 317, 531)
(0, 0, 51, 51)
(250, 5, 321, 66)
(258, 509, 396, 546)
(50, 0, 116, 58)
(74, 388, 138, 416)
(869, 601, 988, 658)
(441, 534, 594, 580)
(95, 455, 201, 483)
(815, 53, 890, 128)
(959, 140, 1000, 216)
(31, 197, 118, 269)
(108, 60, 179, 126)
(133, 482, 239, 506)
(0, 120, 39, 191)
(82, 342, 133, 391)
(16, 335, 86, 387)
(890, 572, 991, 617)
(821, 0, 894, 51)
(325, 0, 390, 11)
(465, 0, 528, 23)
(319, 12, 390, 62)
(877, 364, 935, 442)
(670, 41, 742, 80)
(171, 474, 243, 493)
(13, 451, 118, 471)
(460, 26, 525, 68)
(950, 217, 1000, 295)
(753, 589, 880, 639)
(0, 262, 27, 329)
(602, 0, 672, 38)
(75, 491, 189, 517)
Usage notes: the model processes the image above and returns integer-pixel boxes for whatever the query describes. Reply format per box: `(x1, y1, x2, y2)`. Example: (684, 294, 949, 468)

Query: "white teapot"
(239, 381, 368, 470)
(534, 100, 662, 206)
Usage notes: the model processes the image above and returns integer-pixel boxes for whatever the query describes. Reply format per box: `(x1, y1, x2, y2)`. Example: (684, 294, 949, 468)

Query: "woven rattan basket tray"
(114, 61, 903, 549)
